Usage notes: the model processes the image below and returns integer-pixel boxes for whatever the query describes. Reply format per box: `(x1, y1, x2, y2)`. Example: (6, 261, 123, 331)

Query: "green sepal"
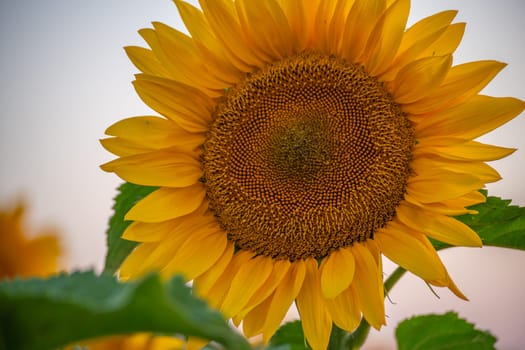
(267, 321, 311, 350)
(104, 182, 158, 274)
(395, 311, 496, 350)
(0, 271, 251, 350)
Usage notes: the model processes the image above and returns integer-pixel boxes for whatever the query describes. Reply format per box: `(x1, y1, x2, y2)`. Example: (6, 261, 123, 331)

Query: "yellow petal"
(220, 255, 274, 318)
(101, 151, 202, 187)
(133, 76, 213, 133)
(152, 22, 228, 90)
(404, 193, 477, 216)
(174, 0, 244, 80)
(418, 22, 465, 58)
(125, 185, 205, 223)
(325, 285, 361, 332)
(326, 0, 356, 54)
(102, 152, 191, 186)
(415, 137, 516, 161)
(398, 10, 458, 54)
(280, 0, 320, 50)
(237, 259, 290, 318)
(404, 60, 507, 115)
(341, 0, 386, 62)
(125, 46, 171, 77)
(100, 137, 153, 157)
(242, 293, 273, 338)
(411, 154, 502, 184)
(320, 247, 355, 298)
(296, 258, 332, 350)
(200, 0, 263, 69)
(121, 214, 215, 278)
(119, 242, 160, 280)
(161, 229, 227, 280)
(203, 250, 254, 309)
(104, 116, 205, 151)
(376, 221, 447, 281)
(193, 242, 234, 295)
(351, 243, 385, 329)
(122, 220, 175, 242)
(261, 260, 306, 343)
(396, 202, 482, 247)
(380, 11, 457, 81)
(391, 55, 452, 104)
(364, 0, 410, 76)
(416, 95, 525, 139)
(407, 164, 485, 204)
(235, 0, 294, 60)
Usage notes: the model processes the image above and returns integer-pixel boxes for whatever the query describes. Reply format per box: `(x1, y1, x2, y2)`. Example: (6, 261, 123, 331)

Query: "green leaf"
(395, 312, 496, 350)
(0, 271, 251, 350)
(104, 182, 158, 274)
(267, 321, 310, 350)
(432, 190, 525, 251)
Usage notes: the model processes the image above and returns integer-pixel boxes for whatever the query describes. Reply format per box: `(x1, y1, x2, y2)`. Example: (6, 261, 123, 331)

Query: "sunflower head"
(101, 0, 524, 349)
(0, 200, 61, 279)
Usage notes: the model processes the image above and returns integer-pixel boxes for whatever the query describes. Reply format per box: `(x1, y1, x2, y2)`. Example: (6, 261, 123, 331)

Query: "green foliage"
(432, 190, 525, 251)
(267, 321, 310, 350)
(0, 271, 251, 350)
(104, 182, 158, 274)
(395, 312, 496, 350)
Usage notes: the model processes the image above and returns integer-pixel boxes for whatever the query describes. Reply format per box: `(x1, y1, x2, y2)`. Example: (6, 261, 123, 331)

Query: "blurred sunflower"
(101, 0, 524, 349)
(0, 200, 60, 278)
(68, 333, 185, 350)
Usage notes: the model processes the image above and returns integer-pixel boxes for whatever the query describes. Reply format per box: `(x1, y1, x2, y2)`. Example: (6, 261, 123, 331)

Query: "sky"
(0, 1, 524, 349)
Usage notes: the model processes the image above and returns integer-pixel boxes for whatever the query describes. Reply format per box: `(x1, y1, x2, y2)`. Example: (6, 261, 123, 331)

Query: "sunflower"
(101, 0, 524, 349)
(0, 200, 61, 279)
(67, 333, 185, 350)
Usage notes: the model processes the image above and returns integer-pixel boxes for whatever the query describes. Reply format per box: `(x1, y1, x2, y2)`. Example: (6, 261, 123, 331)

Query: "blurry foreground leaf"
(0, 271, 251, 350)
(104, 182, 157, 274)
(267, 321, 310, 350)
(432, 191, 525, 251)
(396, 312, 496, 350)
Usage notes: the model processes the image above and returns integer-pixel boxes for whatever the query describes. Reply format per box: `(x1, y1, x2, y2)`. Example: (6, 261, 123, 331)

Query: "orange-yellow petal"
(161, 229, 227, 280)
(320, 247, 355, 298)
(133, 77, 213, 133)
(341, 0, 386, 62)
(220, 255, 274, 317)
(391, 55, 452, 104)
(237, 259, 291, 318)
(351, 243, 385, 329)
(376, 221, 447, 281)
(101, 151, 202, 187)
(364, 0, 410, 76)
(296, 258, 332, 350)
(325, 285, 361, 332)
(415, 95, 524, 139)
(193, 242, 234, 295)
(404, 60, 507, 114)
(414, 137, 516, 161)
(125, 185, 205, 223)
(396, 202, 482, 247)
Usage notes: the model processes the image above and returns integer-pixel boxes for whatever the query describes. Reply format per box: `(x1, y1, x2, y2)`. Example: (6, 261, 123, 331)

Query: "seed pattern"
(203, 52, 414, 261)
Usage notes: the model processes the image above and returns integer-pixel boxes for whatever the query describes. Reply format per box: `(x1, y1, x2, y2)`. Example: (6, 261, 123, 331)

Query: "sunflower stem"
(328, 266, 407, 349)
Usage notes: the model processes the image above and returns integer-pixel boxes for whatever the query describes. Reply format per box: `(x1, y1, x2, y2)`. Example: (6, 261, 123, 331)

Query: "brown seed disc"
(203, 52, 414, 261)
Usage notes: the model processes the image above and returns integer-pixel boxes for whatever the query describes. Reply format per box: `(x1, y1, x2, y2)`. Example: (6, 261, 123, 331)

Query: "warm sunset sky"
(0, 1, 523, 349)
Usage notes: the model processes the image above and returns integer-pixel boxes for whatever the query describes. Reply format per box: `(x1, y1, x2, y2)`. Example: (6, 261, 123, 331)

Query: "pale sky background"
(0, 1, 523, 349)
